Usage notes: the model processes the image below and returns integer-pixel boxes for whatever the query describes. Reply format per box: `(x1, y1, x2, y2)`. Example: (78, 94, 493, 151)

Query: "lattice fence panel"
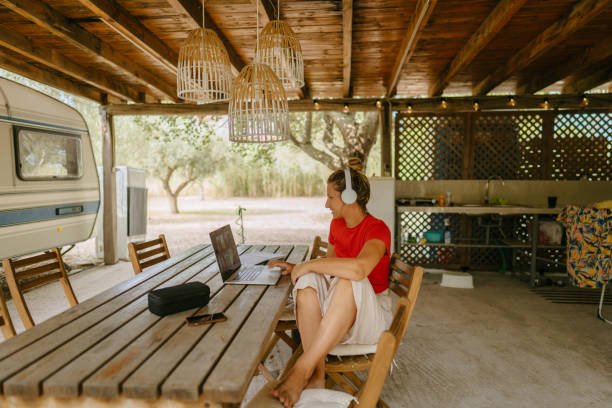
(396, 114, 465, 180)
(552, 112, 612, 180)
(398, 212, 461, 266)
(473, 113, 543, 179)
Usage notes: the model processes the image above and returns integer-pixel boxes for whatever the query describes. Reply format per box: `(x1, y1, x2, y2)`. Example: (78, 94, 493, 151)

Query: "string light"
(440, 98, 448, 109)
(376, 100, 383, 109)
(343, 103, 350, 113)
(407, 103, 413, 113)
(581, 95, 589, 107)
(508, 96, 516, 107)
(314, 100, 320, 110)
(542, 98, 550, 109)
(473, 100, 479, 111)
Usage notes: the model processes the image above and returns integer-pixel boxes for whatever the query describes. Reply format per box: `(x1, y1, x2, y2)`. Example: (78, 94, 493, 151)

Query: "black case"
(148, 282, 210, 316)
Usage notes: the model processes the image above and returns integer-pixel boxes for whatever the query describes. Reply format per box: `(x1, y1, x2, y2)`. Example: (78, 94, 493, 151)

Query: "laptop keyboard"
(235, 265, 263, 281)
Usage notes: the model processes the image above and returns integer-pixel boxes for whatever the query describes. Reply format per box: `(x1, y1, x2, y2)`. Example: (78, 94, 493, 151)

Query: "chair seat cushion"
(294, 389, 356, 408)
(328, 342, 378, 356)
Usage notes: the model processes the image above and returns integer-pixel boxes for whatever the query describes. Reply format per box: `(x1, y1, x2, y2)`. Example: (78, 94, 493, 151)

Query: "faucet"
(484, 175, 505, 205)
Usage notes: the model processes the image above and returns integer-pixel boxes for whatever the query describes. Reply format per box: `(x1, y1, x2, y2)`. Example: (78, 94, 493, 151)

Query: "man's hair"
(327, 157, 370, 212)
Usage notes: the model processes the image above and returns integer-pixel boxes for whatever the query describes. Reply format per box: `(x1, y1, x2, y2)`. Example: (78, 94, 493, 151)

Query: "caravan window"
(14, 127, 83, 180)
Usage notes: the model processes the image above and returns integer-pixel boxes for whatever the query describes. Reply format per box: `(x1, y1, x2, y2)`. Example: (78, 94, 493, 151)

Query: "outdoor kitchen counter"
(397, 205, 562, 215)
(397, 205, 564, 287)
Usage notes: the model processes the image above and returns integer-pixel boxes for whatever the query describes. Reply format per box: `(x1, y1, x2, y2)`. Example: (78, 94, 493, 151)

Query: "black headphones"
(341, 168, 357, 205)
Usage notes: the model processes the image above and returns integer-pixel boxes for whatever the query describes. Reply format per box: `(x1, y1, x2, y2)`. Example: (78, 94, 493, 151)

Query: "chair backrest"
(310, 235, 328, 260)
(351, 258, 423, 407)
(387, 253, 423, 354)
(128, 234, 171, 274)
(0, 290, 16, 340)
(351, 330, 397, 408)
(2, 248, 78, 329)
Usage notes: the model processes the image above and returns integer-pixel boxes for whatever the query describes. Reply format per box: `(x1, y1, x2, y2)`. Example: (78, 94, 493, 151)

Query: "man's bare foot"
(271, 366, 309, 408)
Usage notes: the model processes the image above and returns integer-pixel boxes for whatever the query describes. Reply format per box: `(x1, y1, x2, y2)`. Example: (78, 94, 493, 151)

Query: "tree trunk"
(168, 194, 179, 214)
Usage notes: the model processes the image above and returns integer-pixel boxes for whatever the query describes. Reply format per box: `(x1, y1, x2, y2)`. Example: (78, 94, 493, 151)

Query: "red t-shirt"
(328, 214, 391, 293)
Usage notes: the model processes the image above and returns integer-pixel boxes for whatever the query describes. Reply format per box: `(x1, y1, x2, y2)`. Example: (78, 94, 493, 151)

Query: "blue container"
(424, 230, 443, 243)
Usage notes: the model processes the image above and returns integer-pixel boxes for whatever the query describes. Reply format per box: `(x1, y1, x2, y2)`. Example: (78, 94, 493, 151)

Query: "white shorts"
(292, 272, 393, 345)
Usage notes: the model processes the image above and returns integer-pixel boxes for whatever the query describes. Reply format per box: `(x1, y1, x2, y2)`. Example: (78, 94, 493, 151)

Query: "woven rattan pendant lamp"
(256, 1, 304, 90)
(177, 0, 232, 103)
(228, 1, 288, 142)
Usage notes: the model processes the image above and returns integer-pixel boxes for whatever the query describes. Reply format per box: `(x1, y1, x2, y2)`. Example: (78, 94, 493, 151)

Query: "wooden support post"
(380, 102, 392, 177)
(101, 108, 118, 265)
(541, 111, 554, 179)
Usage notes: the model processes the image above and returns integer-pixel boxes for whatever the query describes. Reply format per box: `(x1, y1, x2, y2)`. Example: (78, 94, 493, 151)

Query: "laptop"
(209, 225, 282, 285)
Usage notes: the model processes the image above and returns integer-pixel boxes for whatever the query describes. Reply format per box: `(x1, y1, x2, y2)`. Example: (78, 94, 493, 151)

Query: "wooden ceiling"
(0, 0, 610, 105)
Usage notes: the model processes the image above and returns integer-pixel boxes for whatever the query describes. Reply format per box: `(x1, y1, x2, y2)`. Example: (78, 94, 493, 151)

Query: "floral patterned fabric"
(557, 206, 612, 288)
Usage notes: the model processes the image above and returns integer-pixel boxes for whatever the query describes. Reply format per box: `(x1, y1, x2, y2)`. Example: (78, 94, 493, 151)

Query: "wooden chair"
(324, 254, 423, 407)
(0, 290, 16, 340)
(2, 248, 78, 330)
(310, 235, 328, 260)
(128, 234, 170, 274)
(245, 303, 402, 408)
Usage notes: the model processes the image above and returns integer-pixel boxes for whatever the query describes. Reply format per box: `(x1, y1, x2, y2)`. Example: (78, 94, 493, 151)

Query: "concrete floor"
(1, 266, 610, 407)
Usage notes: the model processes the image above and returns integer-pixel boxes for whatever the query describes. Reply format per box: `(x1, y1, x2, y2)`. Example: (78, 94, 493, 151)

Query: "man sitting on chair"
(269, 158, 392, 408)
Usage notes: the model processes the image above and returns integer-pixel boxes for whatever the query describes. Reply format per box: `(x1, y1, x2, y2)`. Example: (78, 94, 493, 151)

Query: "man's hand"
(268, 259, 294, 276)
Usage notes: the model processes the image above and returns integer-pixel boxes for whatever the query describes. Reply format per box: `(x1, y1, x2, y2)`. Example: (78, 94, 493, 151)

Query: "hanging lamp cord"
(256, 0, 259, 62)
(202, 0, 205, 29)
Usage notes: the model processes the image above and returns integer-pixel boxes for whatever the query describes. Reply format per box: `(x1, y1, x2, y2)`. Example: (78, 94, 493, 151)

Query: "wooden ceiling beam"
(0, 49, 102, 102)
(473, 0, 611, 96)
(517, 38, 612, 94)
(76, 0, 179, 74)
(429, 0, 526, 97)
(0, 24, 139, 102)
(104, 94, 612, 116)
(0, 0, 178, 101)
(386, 0, 437, 98)
(166, 0, 246, 76)
(342, 0, 352, 98)
(563, 63, 612, 94)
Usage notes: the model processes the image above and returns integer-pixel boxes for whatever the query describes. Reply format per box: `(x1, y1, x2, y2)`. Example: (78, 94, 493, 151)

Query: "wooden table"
(0, 243, 307, 407)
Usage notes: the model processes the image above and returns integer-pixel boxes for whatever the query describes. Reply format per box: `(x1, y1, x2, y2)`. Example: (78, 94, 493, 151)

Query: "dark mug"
(547, 196, 557, 208)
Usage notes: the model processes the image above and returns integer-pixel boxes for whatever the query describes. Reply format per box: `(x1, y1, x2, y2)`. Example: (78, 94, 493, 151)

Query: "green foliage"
(209, 139, 328, 197)
(115, 115, 223, 183)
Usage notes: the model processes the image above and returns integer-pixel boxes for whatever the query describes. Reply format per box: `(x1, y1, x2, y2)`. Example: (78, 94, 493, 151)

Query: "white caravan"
(0, 77, 100, 259)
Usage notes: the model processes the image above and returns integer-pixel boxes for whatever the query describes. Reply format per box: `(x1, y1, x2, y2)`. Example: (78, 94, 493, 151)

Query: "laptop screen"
(209, 225, 242, 281)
